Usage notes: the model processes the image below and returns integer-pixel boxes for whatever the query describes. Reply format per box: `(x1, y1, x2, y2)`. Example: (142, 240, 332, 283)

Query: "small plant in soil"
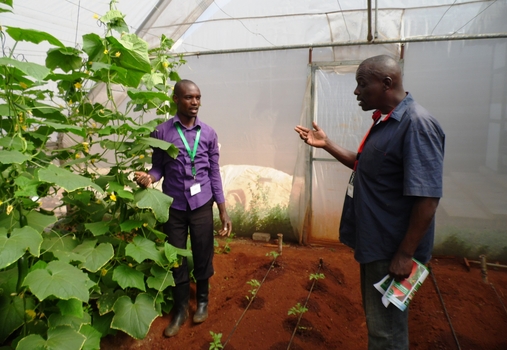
(245, 279, 261, 300)
(209, 331, 224, 350)
(309, 273, 325, 281)
(288, 302, 308, 317)
(266, 250, 280, 260)
(214, 232, 234, 254)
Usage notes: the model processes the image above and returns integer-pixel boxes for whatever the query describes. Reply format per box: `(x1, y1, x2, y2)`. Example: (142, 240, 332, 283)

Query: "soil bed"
(102, 238, 507, 350)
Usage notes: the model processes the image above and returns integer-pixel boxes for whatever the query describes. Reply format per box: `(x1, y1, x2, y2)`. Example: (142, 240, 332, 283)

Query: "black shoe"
(193, 279, 209, 323)
(164, 282, 190, 337)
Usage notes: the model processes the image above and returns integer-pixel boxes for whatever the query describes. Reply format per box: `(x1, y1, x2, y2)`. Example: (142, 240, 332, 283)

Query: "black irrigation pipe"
(287, 258, 324, 350)
(222, 255, 279, 348)
(428, 264, 462, 350)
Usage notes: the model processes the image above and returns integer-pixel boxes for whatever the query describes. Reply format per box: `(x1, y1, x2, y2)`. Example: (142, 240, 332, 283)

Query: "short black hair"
(173, 79, 197, 96)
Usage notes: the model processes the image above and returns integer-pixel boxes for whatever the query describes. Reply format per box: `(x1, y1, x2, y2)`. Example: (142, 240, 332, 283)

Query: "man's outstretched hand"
(294, 121, 328, 148)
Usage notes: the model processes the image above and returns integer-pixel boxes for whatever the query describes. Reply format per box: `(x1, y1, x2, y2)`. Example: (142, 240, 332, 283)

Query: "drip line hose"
(222, 256, 278, 348)
(429, 264, 461, 350)
(490, 283, 507, 318)
(287, 258, 324, 350)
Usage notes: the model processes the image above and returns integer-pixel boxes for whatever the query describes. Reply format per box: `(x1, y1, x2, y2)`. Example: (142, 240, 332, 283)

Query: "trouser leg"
(360, 260, 409, 350)
(188, 198, 215, 281)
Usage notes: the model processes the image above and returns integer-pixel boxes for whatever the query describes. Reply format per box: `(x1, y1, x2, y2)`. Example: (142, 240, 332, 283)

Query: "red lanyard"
(353, 110, 392, 171)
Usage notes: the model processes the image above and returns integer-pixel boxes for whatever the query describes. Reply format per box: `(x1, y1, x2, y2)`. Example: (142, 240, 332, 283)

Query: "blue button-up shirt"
(340, 93, 445, 264)
(148, 115, 225, 211)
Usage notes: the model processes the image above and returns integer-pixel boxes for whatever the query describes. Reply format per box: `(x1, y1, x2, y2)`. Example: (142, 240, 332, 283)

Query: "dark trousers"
(164, 198, 215, 285)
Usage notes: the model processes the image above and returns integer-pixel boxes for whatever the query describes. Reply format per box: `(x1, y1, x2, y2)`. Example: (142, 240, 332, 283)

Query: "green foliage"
(214, 232, 235, 254)
(209, 331, 224, 350)
(266, 250, 279, 260)
(287, 302, 308, 316)
(245, 279, 260, 301)
(0, 0, 188, 346)
(309, 273, 325, 281)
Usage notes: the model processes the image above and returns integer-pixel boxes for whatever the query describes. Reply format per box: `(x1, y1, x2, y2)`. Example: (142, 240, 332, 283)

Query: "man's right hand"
(134, 171, 154, 188)
(294, 121, 328, 148)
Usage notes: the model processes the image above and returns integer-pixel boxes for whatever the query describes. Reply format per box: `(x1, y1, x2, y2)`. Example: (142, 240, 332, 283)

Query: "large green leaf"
(26, 211, 58, 233)
(111, 294, 159, 340)
(0, 57, 50, 81)
(164, 242, 192, 265)
(14, 176, 40, 197)
(73, 240, 114, 273)
(16, 325, 86, 350)
(107, 34, 151, 73)
(79, 324, 102, 350)
(0, 226, 42, 269)
(23, 261, 91, 302)
(125, 236, 162, 264)
(146, 265, 174, 291)
(41, 232, 78, 255)
(39, 164, 104, 194)
(48, 312, 91, 330)
(134, 188, 173, 223)
(41, 121, 85, 137)
(139, 137, 179, 158)
(82, 33, 104, 63)
(84, 221, 110, 237)
(0, 149, 31, 164)
(6, 27, 63, 47)
(112, 265, 146, 291)
(46, 47, 82, 73)
(119, 219, 142, 233)
(0, 294, 35, 343)
(97, 290, 125, 316)
(57, 298, 83, 318)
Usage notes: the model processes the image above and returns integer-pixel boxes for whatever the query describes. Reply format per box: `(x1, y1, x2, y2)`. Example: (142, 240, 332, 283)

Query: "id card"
(190, 183, 201, 196)
(347, 171, 355, 198)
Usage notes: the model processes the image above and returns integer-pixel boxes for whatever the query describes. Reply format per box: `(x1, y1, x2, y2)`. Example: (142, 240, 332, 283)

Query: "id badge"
(347, 171, 355, 198)
(190, 183, 201, 196)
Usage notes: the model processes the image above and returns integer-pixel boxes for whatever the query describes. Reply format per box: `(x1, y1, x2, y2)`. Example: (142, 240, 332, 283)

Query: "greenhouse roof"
(2, 0, 506, 61)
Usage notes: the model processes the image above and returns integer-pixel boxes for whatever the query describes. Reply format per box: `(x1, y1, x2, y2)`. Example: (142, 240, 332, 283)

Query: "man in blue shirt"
(135, 79, 232, 337)
(295, 55, 445, 349)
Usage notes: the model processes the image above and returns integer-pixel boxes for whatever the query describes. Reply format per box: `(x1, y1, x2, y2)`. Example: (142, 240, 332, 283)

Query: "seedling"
(288, 302, 308, 316)
(266, 251, 280, 260)
(245, 279, 261, 300)
(309, 273, 325, 281)
(209, 331, 224, 350)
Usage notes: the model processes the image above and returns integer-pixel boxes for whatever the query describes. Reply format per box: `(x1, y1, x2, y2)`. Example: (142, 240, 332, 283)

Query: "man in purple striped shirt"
(135, 79, 232, 337)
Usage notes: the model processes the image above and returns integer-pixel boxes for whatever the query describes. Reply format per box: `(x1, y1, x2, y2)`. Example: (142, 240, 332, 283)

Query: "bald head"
(354, 55, 406, 113)
(358, 55, 403, 92)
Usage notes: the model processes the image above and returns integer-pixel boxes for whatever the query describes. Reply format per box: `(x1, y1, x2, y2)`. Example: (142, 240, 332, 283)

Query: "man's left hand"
(389, 252, 413, 281)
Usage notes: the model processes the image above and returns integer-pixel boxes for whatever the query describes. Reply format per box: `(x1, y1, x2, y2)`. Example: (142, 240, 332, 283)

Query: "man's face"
(173, 83, 201, 118)
(354, 65, 384, 111)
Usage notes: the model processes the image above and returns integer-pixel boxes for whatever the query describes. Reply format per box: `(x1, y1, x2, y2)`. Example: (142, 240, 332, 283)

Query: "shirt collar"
(173, 114, 202, 129)
(386, 92, 413, 122)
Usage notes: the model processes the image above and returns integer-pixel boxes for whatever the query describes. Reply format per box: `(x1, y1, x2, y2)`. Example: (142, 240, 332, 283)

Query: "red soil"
(101, 238, 507, 350)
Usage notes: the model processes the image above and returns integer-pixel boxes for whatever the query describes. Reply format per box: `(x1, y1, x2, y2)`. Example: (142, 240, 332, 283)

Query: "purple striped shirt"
(148, 115, 225, 211)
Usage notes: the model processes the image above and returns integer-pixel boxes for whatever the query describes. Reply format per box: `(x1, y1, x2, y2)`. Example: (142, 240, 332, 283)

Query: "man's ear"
(383, 76, 392, 90)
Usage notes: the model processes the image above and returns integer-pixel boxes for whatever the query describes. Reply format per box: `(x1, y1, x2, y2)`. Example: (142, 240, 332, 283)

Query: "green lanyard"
(175, 123, 201, 178)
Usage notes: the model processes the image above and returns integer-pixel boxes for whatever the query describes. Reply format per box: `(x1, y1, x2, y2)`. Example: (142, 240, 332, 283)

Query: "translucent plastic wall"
(404, 39, 507, 260)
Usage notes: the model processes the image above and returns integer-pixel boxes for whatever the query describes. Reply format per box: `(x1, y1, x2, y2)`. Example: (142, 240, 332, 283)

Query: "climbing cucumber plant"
(0, 0, 189, 348)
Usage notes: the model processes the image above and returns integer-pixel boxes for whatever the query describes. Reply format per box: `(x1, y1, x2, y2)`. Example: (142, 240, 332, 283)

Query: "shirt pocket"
(358, 144, 387, 179)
